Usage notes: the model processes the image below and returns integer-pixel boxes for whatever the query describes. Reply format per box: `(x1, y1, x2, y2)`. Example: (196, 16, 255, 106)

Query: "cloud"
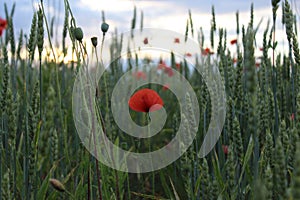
(1, 0, 298, 62)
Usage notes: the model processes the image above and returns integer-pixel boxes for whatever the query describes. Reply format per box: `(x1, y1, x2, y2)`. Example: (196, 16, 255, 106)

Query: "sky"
(1, 0, 300, 61)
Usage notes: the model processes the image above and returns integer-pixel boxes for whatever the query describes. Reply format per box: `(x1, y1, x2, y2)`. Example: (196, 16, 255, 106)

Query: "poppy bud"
(73, 27, 83, 42)
(91, 37, 98, 47)
(101, 22, 109, 34)
(49, 178, 65, 192)
(222, 145, 228, 155)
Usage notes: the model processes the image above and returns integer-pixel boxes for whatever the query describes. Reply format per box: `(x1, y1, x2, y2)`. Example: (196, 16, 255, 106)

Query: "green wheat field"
(0, 0, 300, 199)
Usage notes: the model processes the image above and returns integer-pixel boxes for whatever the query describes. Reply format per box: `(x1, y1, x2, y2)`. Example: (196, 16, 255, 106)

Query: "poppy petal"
(230, 39, 237, 45)
(129, 89, 164, 113)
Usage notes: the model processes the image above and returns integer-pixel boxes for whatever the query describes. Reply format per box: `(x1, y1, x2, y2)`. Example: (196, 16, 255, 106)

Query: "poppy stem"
(146, 115, 155, 196)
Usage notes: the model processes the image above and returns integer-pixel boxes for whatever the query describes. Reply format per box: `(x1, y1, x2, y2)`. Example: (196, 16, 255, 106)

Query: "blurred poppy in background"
(202, 48, 213, 56)
(133, 71, 147, 80)
(174, 38, 180, 43)
(230, 39, 237, 45)
(222, 145, 228, 155)
(143, 37, 148, 45)
(0, 17, 7, 36)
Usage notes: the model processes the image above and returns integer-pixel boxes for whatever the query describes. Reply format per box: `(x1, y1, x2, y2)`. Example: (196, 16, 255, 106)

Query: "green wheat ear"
(223, 29, 227, 53)
(297, 92, 300, 134)
(140, 10, 143, 32)
(282, 1, 285, 24)
(267, 89, 275, 133)
(39, 85, 55, 156)
(7, 88, 18, 146)
(209, 179, 219, 199)
(284, 0, 293, 44)
(130, 6, 136, 38)
(28, 82, 40, 198)
(225, 145, 235, 196)
(198, 158, 210, 200)
(233, 116, 243, 165)
(62, 9, 69, 56)
(233, 52, 243, 110)
(211, 6, 216, 31)
(210, 5, 216, 48)
(8, 16, 16, 57)
(188, 9, 194, 37)
(236, 11, 240, 35)
(217, 28, 223, 55)
(288, 127, 298, 170)
(292, 33, 300, 66)
(292, 142, 300, 199)
(28, 12, 37, 62)
(0, 63, 9, 113)
(37, 6, 44, 57)
(4, 3, 10, 45)
(244, 26, 256, 94)
(273, 138, 287, 199)
(264, 164, 273, 200)
(6, 88, 18, 199)
(249, 3, 254, 28)
(253, 180, 267, 200)
(272, 0, 280, 23)
(279, 120, 289, 155)
(16, 29, 23, 60)
(50, 128, 58, 163)
(2, 44, 9, 65)
(185, 18, 189, 42)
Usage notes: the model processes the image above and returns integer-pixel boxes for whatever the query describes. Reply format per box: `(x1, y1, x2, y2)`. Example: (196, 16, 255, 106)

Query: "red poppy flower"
(0, 17, 7, 37)
(255, 62, 260, 68)
(133, 71, 147, 80)
(143, 37, 148, 45)
(157, 60, 168, 70)
(164, 66, 174, 77)
(291, 113, 295, 121)
(185, 52, 192, 57)
(202, 48, 212, 56)
(230, 39, 237, 45)
(174, 38, 180, 43)
(0, 18, 7, 28)
(128, 88, 164, 112)
(175, 62, 181, 70)
(222, 145, 228, 155)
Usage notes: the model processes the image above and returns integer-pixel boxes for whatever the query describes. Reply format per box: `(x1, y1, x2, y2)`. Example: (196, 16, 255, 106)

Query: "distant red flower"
(175, 62, 181, 70)
(259, 47, 264, 51)
(157, 60, 173, 76)
(185, 52, 192, 57)
(230, 39, 237, 45)
(174, 38, 180, 43)
(143, 37, 148, 45)
(164, 66, 174, 77)
(222, 145, 228, 155)
(233, 58, 237, 63)
(133, 71, 147, 80)
(128, 88, 164, 112)
(291, 113, 295, 121)
(157, 61, 168, 70)
(255, 62, 260, 68)
(0, 17, 7, 37)
(202, 48, 212, 56)
(162, 84, 169, 91)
